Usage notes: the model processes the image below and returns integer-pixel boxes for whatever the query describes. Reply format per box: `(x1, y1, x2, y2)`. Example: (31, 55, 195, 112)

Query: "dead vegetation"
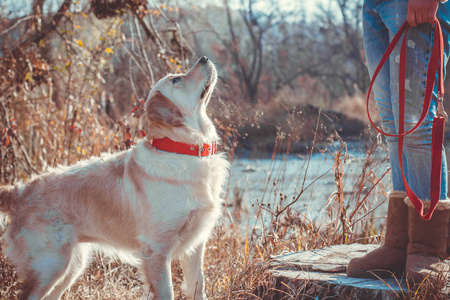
(0, 1, 449, 299)
(2, 109, 448, 299)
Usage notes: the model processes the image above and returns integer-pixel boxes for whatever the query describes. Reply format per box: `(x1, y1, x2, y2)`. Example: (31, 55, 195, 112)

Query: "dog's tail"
(0, 185, 17, 215)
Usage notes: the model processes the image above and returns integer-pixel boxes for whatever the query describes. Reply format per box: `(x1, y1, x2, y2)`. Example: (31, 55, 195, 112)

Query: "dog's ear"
(145, 91, 184, 126)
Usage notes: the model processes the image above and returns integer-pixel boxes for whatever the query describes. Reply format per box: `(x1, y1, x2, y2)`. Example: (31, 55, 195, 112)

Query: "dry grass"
(0, 51, 447, 300)
(1, 101, 449, 299)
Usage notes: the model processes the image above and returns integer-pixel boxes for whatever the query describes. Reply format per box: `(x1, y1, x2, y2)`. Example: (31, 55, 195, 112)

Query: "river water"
(224, 143, 391, 229)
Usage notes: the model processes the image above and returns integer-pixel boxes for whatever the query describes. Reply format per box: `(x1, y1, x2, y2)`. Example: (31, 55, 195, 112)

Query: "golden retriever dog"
(0, 56, 229, 300)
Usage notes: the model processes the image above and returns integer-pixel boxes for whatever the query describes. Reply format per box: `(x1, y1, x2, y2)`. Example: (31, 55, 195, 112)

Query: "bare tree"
(0, 0, 194, 182)
(310, 0, 368, 98)
(192, 0, 366, 106)
(214, 0, 292, 103)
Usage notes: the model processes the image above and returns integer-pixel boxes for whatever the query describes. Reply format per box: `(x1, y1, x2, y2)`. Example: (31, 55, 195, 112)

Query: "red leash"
(367, 20, 447, 220)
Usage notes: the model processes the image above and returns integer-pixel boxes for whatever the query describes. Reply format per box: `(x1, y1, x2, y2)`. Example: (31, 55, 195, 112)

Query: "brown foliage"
(0, 0, 194, 184)
(90, 0, 149, 19)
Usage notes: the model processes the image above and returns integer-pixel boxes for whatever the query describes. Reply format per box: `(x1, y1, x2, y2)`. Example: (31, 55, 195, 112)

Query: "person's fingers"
(408, 0, 439, 26)
(407, 8, 418, 27)
(416, 10, 425, 24)
(428, 8, 437, 23)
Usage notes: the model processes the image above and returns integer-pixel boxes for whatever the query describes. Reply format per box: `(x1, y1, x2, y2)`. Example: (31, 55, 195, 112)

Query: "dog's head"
(144, 57, 218, 144)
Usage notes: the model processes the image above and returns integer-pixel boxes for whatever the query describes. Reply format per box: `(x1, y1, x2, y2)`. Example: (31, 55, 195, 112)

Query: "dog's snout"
(199, 56, 209, 63)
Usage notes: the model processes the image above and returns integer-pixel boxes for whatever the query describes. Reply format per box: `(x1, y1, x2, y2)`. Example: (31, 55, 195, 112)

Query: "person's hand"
(407, 0, 440, 27)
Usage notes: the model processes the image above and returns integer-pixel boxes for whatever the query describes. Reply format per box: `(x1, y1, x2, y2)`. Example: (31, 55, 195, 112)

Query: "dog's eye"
(172, 77, 181, 84)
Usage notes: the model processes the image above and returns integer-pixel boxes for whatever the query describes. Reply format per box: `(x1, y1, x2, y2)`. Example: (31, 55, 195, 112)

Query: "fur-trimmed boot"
(405, 199, 450, 284)
(347, 191, 408, 278)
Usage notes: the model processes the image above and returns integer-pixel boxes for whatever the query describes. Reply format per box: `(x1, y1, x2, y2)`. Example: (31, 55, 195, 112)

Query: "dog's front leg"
(140, 249, 174, 300)
(180, 242, 207, 300)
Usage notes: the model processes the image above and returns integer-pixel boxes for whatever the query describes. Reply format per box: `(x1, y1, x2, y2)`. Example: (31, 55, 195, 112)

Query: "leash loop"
(367, 20, 446, 220)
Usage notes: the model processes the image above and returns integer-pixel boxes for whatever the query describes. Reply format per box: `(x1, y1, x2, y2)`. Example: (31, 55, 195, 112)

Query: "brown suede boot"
(405, 199, 450, 284)
(347, 191, 408, 278)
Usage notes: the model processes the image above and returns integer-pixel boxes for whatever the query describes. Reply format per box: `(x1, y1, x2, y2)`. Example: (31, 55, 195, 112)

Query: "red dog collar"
(151, 138, 217, 157)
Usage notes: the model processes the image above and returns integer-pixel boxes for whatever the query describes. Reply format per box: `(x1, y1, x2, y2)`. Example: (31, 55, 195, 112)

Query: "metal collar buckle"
(197, 142, 214, 158)
(197, 144, 203, 158)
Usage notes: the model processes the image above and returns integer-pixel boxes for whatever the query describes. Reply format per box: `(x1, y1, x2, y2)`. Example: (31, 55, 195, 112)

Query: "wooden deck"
(269, 244, 449, 299)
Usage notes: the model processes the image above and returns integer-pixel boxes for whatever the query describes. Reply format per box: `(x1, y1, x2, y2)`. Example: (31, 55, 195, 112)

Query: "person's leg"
(347, 0, 409, 278)
(381, 0, 450, 283)
(382, 0, 449, 200)
(364, 0, 407, 192)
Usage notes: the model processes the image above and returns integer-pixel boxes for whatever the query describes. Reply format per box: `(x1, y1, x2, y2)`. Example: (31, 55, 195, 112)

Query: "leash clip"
(437, 92, 448, 123)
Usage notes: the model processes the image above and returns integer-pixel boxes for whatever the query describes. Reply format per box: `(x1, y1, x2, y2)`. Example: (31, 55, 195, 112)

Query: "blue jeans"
(363, 0, 450, 200)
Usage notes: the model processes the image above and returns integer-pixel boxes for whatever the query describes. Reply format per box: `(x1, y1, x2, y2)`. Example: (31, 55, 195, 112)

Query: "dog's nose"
(199, 56, 209, 63)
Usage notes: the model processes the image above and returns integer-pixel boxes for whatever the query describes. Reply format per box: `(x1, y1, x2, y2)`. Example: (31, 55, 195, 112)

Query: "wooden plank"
(269, 244, 449, 299)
